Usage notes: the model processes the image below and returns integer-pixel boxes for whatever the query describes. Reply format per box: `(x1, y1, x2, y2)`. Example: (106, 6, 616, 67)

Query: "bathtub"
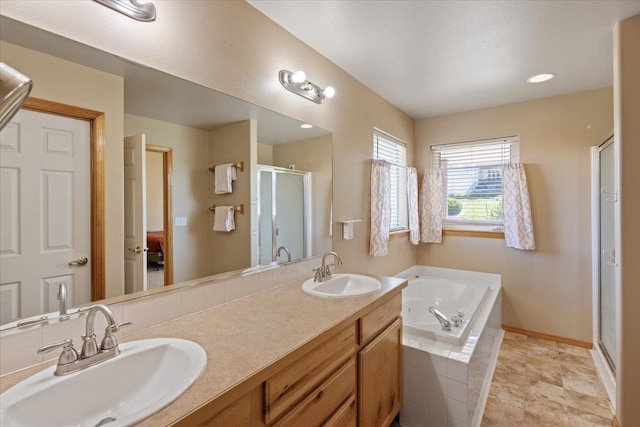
(396, 266, 503, 427)
(402, 276, 489, 346)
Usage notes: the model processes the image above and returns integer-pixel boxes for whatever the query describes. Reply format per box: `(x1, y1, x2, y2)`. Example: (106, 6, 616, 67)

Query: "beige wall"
(0, 41, 125, 298)
(124, 114, 211, 283)
(257, 143, 273, 165)
(273, 134, 333, 255)
(0, 1, 416, 278)
(614, 14, 640, 427)
(415, 88, 613, 342)
(208, 120, 256, 274)
(145, 151, 163, 231)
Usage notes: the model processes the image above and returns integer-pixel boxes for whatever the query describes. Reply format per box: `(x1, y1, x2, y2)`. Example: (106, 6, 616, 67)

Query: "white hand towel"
(215, 164, 234, 194)
(213, 206, 235, 232)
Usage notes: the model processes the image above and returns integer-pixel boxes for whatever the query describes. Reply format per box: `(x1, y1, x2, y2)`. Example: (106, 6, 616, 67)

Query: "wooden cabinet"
(264, 325, 356, 424)
(174, 386, 263, 427)
(358, 318, 403, 427)
(179, 290, 403, 427)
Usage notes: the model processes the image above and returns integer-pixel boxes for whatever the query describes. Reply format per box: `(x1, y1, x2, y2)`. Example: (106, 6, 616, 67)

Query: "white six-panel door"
(123, 134, 147, 294)
(0, 109, 91, 324)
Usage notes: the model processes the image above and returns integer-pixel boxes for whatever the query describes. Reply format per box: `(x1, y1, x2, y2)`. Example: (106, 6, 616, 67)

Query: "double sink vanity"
(0, 268, 407, 427)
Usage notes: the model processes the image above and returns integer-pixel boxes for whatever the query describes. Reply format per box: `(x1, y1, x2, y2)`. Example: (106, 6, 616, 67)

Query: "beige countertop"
(0, 274, 407, 425)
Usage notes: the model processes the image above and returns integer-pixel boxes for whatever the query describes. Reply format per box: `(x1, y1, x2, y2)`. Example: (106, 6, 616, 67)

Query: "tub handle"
(452, 310, 465, 327)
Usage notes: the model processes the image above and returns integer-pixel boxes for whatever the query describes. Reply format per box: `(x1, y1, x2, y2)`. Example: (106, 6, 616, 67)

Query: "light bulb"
(322, 86, 335, 98)
(300, 124, 313, 129)
(291, 70, 306, 83)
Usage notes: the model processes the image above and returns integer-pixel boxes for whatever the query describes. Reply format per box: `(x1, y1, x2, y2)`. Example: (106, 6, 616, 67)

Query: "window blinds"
(430, 136, 519, 225)
(373, 130, 408, 231)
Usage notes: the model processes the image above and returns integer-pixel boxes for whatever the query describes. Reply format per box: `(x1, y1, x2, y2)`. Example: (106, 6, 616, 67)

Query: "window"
(373, 129, 407, 231)
(431, 136, 519, 229)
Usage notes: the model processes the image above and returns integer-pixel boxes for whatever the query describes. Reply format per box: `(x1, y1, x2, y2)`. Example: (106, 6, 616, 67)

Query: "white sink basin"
(0, 338, 207, 427)
(302, 274, 382, 298)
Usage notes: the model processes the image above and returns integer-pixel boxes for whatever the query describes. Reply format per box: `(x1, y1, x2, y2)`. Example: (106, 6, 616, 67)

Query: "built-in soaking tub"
(396, 266, 503, 427)
(403, 277, 489, 346)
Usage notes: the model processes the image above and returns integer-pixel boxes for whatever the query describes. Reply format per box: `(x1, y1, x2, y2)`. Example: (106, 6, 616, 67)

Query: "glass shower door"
(599, 139, 616, 370)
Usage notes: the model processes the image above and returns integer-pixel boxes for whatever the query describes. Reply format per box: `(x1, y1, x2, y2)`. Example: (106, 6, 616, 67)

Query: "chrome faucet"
(314, 251, 343, 282)
(428, 307, 452, 331)
(37, 304, 131, 376)
(275, 246, 292, 263)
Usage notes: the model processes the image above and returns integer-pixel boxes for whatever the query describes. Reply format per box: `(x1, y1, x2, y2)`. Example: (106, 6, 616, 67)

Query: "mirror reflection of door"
(123, 136, 175, 294)
(123, 134, 147, 294)
(0, 109, 91, 323)
(257, 165, 309, 264)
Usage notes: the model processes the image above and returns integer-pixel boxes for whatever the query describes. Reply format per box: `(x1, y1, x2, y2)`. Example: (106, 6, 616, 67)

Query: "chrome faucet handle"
(313, 268, 323, 282)
(451, 311, 466, 327)
(101, 321, 132, 350)
(37, 338, 79, 365)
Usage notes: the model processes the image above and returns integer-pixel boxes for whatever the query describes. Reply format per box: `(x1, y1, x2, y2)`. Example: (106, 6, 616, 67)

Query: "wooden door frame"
(145, 144, 174, 285)
(22, 97, 106, 300)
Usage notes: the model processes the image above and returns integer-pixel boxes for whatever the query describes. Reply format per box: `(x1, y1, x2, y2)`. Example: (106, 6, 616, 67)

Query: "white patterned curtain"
(407, 167, 420, 245)
(503, 163, 535, 250)
(420, 168, 445, 243)
(369, 160, 391, 256)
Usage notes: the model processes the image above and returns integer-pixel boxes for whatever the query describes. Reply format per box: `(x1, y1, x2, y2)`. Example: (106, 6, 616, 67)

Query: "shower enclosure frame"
(590, 134, 617, 407)
(256, 165, 312, 265)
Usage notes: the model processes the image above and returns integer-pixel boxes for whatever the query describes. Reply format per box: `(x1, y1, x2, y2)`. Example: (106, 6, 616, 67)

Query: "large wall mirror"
(0, 17, 332, 329)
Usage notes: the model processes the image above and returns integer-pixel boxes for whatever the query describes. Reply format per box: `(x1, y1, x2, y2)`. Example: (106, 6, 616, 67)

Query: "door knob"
(68, 256, 89, 266)
(127, 246, 148, 254)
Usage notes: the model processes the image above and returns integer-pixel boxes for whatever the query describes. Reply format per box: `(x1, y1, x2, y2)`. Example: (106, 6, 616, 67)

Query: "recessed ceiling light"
(300, 123, 313, 129)
(527, 73, 556, 83)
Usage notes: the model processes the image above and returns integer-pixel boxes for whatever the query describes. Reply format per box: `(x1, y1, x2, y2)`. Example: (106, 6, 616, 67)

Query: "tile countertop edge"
(0, 274, 407, 426)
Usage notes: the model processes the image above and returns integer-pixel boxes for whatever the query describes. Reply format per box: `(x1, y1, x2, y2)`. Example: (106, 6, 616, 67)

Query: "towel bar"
(208, 161, 244, 173)
(209, 204, 244, 214)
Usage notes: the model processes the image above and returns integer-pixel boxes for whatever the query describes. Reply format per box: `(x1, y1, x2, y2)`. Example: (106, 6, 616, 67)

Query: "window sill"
(389, 230, 409, 240)
(442, 229, 504, 239)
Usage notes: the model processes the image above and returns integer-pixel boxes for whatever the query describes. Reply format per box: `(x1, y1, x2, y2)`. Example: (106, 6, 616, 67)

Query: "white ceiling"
(248, 0, 640, 118)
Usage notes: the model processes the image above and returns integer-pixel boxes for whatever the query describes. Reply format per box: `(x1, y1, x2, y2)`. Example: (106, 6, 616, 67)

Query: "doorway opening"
(145, 144, 173, 288)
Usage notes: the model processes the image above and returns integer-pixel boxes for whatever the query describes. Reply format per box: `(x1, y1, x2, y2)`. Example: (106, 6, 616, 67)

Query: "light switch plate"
(175, 217, 187, 226)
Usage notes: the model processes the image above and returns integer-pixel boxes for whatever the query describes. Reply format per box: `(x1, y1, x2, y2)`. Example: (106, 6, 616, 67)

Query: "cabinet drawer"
(322, 394, 356, 427)
(359, 293, 401, 345)
(273, 359, 356, 427)
(264, 324, 356, 424)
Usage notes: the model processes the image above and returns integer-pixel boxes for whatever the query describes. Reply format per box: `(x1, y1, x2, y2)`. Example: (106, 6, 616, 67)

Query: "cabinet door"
(358, 317, 402, 427)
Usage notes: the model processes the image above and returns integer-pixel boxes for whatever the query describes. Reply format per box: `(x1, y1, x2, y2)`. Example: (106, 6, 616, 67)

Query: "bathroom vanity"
(0, 275, 406, 427)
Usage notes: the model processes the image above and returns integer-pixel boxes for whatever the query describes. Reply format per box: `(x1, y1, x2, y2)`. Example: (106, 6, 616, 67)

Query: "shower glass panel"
(257, 165, 309, 265)
(259, 170, 274, 265)
(598, 139, 616, 369)
(275, 171, 305, 260)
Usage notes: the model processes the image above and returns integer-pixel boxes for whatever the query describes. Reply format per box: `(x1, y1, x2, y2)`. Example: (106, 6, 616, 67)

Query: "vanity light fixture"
(0, 62, 33, 131)
(300, 124, 313, 129)
(93, 0, 156, 22)
(527, 73, 556, 83)
(279, 70, 335, 104)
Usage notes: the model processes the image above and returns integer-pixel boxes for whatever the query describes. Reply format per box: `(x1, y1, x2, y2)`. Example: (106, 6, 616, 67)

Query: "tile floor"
(481, 332, 612, 426)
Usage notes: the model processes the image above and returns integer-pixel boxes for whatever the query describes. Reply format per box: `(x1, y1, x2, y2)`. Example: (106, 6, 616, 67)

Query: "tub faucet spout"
(428, 307, 452, 331)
